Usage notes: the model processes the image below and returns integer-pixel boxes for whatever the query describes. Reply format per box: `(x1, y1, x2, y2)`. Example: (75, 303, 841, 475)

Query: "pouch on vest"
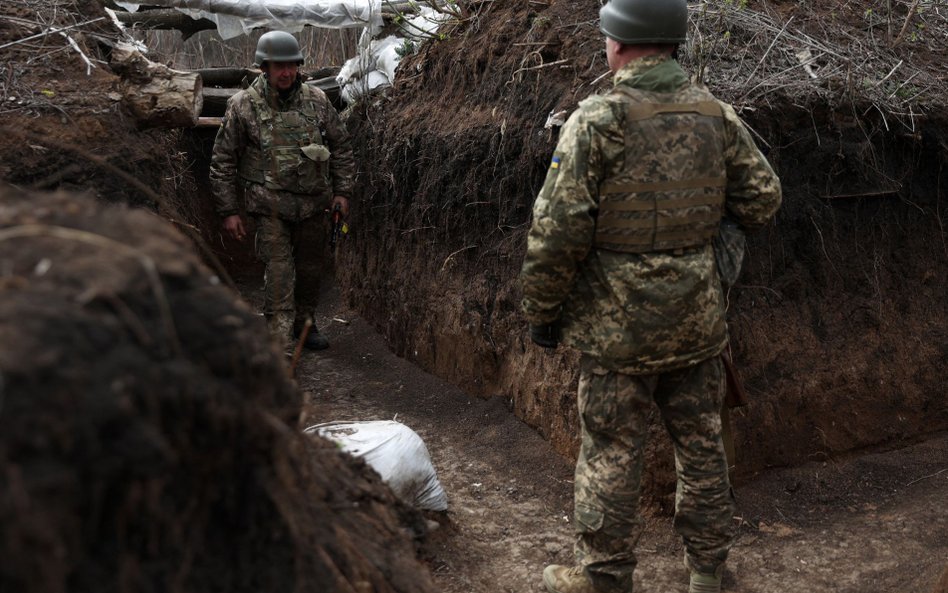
(301, 144, 330, 162)
(297, 143, 331, 193)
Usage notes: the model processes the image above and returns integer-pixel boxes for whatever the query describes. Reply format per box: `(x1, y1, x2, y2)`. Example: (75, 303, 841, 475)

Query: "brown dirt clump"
(933, 565, 948, 593)
(0, 188, 436, 593)
(337, 0, 948, 506)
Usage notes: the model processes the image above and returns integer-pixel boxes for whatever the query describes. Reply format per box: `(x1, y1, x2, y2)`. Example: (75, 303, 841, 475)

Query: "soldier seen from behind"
(210, 31, 355, 350)
(520, 1, 782, 592)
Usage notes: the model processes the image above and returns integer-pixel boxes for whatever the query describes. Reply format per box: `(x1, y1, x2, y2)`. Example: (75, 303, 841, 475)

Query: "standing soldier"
(210, 31, 355, 350)
(520, 1, 781, 592)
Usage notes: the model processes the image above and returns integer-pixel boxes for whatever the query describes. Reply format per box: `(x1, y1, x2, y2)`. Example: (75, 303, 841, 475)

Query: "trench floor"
(295, 295, 947, 593)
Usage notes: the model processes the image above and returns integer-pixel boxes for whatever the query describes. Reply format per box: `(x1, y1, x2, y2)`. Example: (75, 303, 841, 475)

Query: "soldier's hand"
(222, 214, 247, 241)
(331, 195, 350, 218)
(529, 323, 560, 349)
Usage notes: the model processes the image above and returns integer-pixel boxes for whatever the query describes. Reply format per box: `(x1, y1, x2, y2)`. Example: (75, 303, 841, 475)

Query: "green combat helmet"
(599, 0, 688, 44)
(254, 31, 304, 66)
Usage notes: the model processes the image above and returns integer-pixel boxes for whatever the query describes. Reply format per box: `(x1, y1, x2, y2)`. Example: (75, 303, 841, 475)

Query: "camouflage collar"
(252, 75, 303, 110)
(613, 55, 688, 93)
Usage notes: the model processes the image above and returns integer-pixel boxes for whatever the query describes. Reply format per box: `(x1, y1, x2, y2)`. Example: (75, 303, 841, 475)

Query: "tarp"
(115, 0, 383, 39)
(115, 0, 449, 102)
(337, 7, 448, 102)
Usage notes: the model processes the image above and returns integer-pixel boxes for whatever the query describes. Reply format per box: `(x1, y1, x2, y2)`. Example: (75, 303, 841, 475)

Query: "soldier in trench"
(210, 31, 355, 350)
(519, 1, 782, 592)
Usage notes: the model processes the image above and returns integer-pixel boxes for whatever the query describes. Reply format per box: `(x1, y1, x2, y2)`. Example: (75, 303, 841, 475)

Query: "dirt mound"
(934, 565, 948, 593)
(0, 189, 436, 593)
(338, 0, 948, 505)
(0, 0, 200, 220)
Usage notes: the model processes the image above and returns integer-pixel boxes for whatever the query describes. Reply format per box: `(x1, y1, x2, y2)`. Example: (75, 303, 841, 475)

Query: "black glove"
(529, 322, 560, 349)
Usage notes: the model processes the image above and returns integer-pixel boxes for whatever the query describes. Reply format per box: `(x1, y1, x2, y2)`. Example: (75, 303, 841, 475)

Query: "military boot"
(684, 552, 723, 593)
(295, 324, 329, 350)
(689, 571, 722, 593)
(542, 565, 595, 593)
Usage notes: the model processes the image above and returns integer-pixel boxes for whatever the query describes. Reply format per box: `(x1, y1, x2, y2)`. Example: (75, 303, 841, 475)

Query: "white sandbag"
(305, 420, 448, 511)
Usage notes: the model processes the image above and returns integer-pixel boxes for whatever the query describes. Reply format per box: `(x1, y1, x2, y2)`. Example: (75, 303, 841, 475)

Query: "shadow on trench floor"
(286, 290, 947, 593)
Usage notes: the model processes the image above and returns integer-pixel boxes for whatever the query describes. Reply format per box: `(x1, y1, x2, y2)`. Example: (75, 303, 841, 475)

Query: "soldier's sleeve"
(323, 103, 355, 198)
(720, 102, 782, 231)
(208, 96, 245, 218)
(520, 104, 602, 326)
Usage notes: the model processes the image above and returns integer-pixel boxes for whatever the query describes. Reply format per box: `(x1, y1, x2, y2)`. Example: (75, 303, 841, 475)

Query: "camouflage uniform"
(521, 56, 781, 592)
(210, 75, 354, 339)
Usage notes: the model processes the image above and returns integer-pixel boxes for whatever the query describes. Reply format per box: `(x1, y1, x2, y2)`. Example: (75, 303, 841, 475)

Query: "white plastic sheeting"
(116, 0, 383, 39)
(337, 7, 449, 102)
(306, 420, 449, 511)
(336, 34, 401, 103)
(116, 0, 450, 103)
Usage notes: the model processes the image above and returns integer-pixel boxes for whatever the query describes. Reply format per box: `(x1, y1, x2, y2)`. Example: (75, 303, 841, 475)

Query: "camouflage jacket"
(209, 75, 355, 221)
(520, 56, 782, 374)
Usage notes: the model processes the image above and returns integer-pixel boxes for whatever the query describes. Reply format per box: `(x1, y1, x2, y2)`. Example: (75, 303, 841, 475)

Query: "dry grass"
(682, 0, 948, 129)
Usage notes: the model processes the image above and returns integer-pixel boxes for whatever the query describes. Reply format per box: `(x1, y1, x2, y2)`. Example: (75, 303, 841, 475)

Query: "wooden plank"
(200, 77, 342, 116)
(196, 116, 224, 128)
(196, 67, 258, 88)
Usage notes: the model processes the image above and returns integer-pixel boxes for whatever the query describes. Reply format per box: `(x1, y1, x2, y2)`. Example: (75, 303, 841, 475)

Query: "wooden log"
(196, 67, 259, 88)
(200, 76, 342, 116)
(111, 42, 203, 128)
(114, 8, 215, 40)
(201, 87, 234, 116)
(196, 116, 224, 128)
(195, 67, 338, 88)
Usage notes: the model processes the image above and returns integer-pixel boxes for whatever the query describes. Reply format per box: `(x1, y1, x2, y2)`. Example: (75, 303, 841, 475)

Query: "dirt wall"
(0, 2, 439, 588)
(0, 189, 437, 593)
(337, 0, 948, 503)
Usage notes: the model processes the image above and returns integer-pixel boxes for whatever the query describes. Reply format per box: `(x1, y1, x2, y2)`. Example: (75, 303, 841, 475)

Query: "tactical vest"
(595, 84, 727, 253)
(237, 83, 331, 195)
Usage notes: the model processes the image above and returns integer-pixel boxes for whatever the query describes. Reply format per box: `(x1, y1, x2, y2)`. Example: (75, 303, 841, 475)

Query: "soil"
(2, 0, 946, 591)
(0, 3, 181, 209)
(0, 189, 437, 593)
(299, 295, 948, 593)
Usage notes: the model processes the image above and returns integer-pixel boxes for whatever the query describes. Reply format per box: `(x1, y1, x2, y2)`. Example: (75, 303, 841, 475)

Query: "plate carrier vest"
(237, 83, 330, 195)
(595, 84, 727, 253)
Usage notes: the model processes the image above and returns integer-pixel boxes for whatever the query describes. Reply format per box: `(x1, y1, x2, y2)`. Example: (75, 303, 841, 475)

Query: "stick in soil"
(905, 468, 948, 487)
(290, 318, 314, 378)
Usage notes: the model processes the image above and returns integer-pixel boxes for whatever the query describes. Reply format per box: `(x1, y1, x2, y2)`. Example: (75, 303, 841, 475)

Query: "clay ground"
(284, 291, 948, 593)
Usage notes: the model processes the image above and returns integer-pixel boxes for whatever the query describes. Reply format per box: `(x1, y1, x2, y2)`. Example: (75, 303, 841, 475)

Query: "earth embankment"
(0, 189, 438, 593)
(337, 0, 948, 503)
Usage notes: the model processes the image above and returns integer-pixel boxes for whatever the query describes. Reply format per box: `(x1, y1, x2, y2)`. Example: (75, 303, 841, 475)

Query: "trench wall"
(336, 2, 948, 502)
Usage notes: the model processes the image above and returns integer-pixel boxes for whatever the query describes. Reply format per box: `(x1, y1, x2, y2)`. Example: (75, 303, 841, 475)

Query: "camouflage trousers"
(573, 355, 735, 593)
(252, 215, 314, 340)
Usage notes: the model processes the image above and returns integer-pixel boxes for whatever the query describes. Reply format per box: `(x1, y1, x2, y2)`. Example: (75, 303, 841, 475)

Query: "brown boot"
(543, 565, 595, 593)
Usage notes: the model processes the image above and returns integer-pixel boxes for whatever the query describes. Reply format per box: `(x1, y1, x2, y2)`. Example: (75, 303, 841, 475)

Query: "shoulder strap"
(611, 85, 723, 121)
(245, 84, 264, 105)
(244, 84, 273, 123)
